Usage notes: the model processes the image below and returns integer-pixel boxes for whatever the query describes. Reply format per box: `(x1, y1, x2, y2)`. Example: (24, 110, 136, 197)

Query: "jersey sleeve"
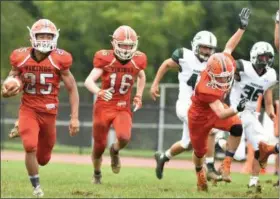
(51, 49, 73, 71)
(93, 50, 107, 69)
(9, 47, 31, 68)
(134, 52, 147, 70)
(197, 92, 220, 104)
(234, 59, 244, 82)
(59, 50, 73, 70)
(171, 48, 183, 64)
(9, 50, 19, 67)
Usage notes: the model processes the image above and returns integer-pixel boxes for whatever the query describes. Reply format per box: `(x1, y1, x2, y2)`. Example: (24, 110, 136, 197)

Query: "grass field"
(3, 141, 193, 160)
(1, 160, 278, 198)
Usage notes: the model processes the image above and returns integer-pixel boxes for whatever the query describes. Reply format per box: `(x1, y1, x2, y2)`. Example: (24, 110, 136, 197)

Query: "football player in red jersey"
(84, 25, 147, 184)
(1, 19, 80, 197)
(188, 52, 248, 191)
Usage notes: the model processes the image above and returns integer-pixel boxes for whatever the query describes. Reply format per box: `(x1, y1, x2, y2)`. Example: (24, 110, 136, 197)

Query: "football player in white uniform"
(210, 41, 278, 188)
(150, 8, 251, 182)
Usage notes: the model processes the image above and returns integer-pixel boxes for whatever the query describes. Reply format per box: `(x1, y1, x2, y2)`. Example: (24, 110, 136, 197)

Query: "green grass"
(1, 160, 278, 198)
(2, 141, 193, 160)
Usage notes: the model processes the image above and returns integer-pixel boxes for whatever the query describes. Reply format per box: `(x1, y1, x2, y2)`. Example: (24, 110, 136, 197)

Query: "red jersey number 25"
(24, 72, 54, 95)
(109, 73, 133, 94)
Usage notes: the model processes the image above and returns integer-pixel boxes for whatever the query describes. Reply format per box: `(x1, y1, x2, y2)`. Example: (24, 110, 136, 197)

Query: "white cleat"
(33, 186, 44, 197)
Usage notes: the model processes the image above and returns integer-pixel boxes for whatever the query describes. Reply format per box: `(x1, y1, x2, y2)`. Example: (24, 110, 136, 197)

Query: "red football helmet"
(27, 19, 59, 53)
(111, 25, 139, 60)
(206, 53, 235, 91)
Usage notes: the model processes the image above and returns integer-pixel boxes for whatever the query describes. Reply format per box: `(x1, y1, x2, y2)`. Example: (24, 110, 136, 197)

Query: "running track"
(1, 150, 275, 173)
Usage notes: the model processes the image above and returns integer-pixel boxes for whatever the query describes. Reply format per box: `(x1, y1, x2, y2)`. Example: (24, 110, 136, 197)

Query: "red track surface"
(1, 150, 275, 173)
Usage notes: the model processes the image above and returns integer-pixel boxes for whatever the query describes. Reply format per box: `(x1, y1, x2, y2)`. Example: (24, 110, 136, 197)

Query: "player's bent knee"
(93, 141, 107, 158)
(23, 143, 37, 153)
(118, 134, 130, 144)
(229, 124, 243, 137)
(37, 156, 51, 166)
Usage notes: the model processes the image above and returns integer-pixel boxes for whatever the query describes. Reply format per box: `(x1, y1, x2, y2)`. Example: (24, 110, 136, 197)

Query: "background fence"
(1, 83, 186, 153)
(1, 82, 277, 155)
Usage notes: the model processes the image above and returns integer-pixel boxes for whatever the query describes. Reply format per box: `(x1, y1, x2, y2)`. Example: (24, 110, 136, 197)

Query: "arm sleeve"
(234, 59, 244, 82)
(60, 52, 73, 71)
(198, 93, 220, 104)
(139, 53, 147, 70)
(93, 51, 105, 69)
(171, 48, 183, 64)
(9, 50, 19, 67)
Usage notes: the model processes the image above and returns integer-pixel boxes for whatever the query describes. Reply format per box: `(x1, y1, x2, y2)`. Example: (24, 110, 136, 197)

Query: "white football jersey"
(172, 48, 207, 102)
(230, 59, 278, 111)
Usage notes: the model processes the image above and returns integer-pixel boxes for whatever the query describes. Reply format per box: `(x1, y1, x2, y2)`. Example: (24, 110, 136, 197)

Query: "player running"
(84, 25, 147, 184)
(1, 19, 80, 197)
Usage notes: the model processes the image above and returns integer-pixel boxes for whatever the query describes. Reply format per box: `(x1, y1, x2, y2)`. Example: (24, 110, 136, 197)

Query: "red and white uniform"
(9, 47, 72, 165)
(188, 71, 241, 157)
(92, 49, 147, 157)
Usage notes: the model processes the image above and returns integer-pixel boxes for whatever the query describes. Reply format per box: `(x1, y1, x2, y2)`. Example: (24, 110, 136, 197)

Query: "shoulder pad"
(93, 50, 114, 68)
(171, 48, 184, 64)
(50, 49, 73, 70)
(9, 47, 32, 67)
(266, 67, 278, 81)
(235, 59, 244, 73)
(133, 51, 147, 70)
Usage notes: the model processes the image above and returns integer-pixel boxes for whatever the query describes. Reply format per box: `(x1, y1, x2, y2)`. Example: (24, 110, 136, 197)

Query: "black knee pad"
(254, 150, 260, 160)
(229, 124, 243, 137)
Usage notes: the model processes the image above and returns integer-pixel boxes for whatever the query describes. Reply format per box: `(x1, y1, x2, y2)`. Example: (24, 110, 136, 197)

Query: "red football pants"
(188, 110, 241, 158)
(19, 105, 57, 166)
(93, 105, 132, 158)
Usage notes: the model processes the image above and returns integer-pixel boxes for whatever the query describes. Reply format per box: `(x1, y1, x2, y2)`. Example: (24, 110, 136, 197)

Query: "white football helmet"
(27, 19, 60, 53)
(250, 41, 274, 68)
(191, 30, 217, 62)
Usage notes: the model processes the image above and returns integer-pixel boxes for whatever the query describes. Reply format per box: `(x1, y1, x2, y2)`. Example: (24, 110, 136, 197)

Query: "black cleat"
(154, 151, 169, 180)
(206, 163, 222, 182)
(92, 173, 102, 184)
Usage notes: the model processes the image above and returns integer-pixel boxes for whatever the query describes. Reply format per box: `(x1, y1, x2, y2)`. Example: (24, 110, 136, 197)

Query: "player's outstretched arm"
(264, 88, 276, 121)
(133, 70, 146, 112)
(209, 98, 246, 119)
(61, 69, 80, 136)
(223, 8, 251, 55)
(274, 10, 279, 51)
(150, 58, 178, 101)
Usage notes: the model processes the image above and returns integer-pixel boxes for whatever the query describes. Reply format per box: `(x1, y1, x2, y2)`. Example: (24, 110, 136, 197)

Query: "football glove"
(239, 8, 251, 30)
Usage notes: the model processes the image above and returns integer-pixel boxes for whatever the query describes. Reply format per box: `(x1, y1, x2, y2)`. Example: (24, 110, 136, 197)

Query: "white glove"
(98, 88, 114, 101)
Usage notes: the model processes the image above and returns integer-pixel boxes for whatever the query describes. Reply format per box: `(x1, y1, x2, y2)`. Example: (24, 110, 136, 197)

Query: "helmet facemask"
(208, 70, 234, 91)
(254, 53, 274, 69)
(195, 44, 216, 62)
(111, 39, 138, 60)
